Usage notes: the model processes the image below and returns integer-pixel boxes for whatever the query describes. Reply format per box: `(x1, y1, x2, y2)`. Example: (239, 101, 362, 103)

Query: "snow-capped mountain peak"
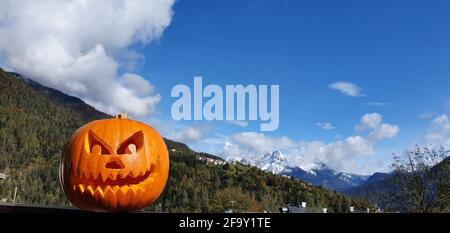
(261, 150, 288, 163)
(226, 150, 289, 174)
(255, 150, 288, 174)
(226, 151, 370, 191)
(315, 162, 334, 172)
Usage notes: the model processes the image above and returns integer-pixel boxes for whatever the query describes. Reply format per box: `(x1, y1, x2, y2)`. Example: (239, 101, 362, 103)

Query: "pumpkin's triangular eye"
(86, 130, 112, 155)
(117, 131, 144, 154)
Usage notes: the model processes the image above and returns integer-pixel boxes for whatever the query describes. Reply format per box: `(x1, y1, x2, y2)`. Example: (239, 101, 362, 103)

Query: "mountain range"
(227, 150, 378, 192)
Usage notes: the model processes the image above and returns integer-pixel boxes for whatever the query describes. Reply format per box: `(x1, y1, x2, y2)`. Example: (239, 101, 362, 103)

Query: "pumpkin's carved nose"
(105, 159, 125, 169)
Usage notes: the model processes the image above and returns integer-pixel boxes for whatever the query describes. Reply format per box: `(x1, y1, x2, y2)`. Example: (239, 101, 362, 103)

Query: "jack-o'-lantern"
(59, 114, 169, 212)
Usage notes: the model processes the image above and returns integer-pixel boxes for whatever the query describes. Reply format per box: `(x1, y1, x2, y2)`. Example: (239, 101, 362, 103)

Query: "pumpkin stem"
(115, 113, 128, 119)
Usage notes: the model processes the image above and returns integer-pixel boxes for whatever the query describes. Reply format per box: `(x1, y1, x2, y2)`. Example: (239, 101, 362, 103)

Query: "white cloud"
(356, 113, 383, 130)
(370, 124, 399, 141)
(311, 136, 374, 171)
(170, 125, 206, 143)
(224, 132, 295, 157)
(227, 120, 249, 128)
(152, 120, 212, 145)
(220, 113, 399, 174)
(329, 81, 364, 97)
(0, 0, 175, 117)
(356, 113, 399, 141)
(316, 122, 335, 130)
(120, 73, 156, 97)
(418, 111, 435, 120)
(425, 114, 450, 148)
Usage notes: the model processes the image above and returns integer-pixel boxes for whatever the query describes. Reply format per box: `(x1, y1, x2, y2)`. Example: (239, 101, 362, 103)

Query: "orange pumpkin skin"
(59, 115, 169, 212)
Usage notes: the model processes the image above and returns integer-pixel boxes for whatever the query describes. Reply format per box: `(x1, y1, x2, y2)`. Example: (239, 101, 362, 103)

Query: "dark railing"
(0, 203, 82, 213)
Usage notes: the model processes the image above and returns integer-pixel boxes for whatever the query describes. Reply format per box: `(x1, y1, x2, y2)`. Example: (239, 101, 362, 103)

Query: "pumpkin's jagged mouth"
(92, 169, 151, 186)
(73, 169, 153, 195)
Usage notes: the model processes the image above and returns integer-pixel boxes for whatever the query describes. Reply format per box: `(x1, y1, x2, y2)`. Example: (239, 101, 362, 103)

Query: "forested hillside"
(0, 68, 369, 212)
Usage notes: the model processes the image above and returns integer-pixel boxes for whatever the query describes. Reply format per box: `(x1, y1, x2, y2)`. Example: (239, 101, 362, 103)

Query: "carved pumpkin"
(59, 114, 169, 212)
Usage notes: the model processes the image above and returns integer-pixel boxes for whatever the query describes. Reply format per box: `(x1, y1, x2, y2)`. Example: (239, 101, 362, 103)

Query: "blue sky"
(2, 0, 450, 174)
(127, 0, 450, 173)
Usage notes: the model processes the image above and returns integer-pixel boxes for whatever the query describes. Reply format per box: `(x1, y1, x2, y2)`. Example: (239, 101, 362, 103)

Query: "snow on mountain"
(228, 150, 288, 174)
(283, 163, 370, 191)
(226, 150, 371, 191)
(254, 151, 288, 174)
